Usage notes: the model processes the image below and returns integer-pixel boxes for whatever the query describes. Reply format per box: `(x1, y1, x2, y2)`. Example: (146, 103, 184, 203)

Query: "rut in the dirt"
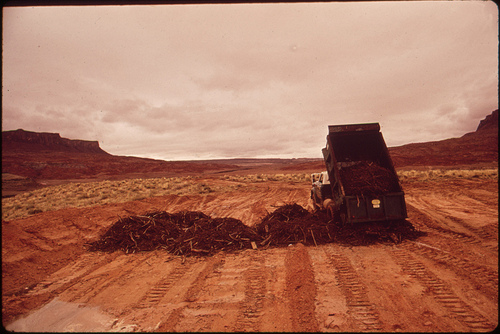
(87, 204, 423, 256)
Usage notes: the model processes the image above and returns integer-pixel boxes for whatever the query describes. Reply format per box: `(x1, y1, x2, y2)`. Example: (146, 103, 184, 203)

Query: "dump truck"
(311, 123, 407, 224)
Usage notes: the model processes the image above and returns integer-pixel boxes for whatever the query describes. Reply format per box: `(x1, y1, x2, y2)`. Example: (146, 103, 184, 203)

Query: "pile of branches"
(339, 160, 401, 196)
(86, 211, 261, 256)
(255, 204, 337, 247)
(87, 204, 423, 256)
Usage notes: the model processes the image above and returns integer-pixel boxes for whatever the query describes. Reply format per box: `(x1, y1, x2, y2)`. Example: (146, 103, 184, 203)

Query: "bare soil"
(2, 176, 497, 332)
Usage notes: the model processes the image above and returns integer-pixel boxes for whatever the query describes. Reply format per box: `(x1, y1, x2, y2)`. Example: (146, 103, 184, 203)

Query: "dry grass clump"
(1, 176, 236, 221)
(397, 168, 498, 181)
(1, 173, 308, 221)
(219, 173, 309, 183)
(3, 169, 494, 222)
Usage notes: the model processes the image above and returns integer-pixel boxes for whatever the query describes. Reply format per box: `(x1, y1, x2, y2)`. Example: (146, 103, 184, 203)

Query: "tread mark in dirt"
(26, 253, 118, 297)
(154, 254, 226, 332)
(136, 259, 193, 308)
(391, 248, 494, 331)
(233, 253, 267, 332)
(325, 248, 382, 331)
(27, 252, 122, 302)
(156, 307, 185, 332)
(445, 215, 498, 249)
(285, 244, 320, 332)
(69, 254, 151, 304)
(13, 253, 121, 320)
(406, 194, 499, 248)
(406, 204, 485, 246)
(404, 241, 498, 301)
(184, 254, 226, 303)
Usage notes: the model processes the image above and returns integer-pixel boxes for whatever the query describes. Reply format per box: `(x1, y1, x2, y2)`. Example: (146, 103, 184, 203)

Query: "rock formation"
(2, 129, 109, 154)
(476, 109, 498, 131)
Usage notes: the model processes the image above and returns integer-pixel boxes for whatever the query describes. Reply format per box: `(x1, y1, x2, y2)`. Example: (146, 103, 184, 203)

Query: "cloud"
(2, 2, 497, 160)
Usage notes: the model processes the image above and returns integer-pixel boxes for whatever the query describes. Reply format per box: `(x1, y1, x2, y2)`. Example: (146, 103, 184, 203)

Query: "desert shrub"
(397, 168, 498, 181)
(2, 175, 248, 221)
(219, 173, 309, 183)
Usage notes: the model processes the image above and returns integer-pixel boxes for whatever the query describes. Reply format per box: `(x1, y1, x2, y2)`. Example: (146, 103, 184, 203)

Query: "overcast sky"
(2, 1, 498, 160)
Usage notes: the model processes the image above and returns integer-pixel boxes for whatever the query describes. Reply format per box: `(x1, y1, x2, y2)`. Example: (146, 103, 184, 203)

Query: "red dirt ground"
(2, 175, 498, 332)
(2, 111, 498, 331)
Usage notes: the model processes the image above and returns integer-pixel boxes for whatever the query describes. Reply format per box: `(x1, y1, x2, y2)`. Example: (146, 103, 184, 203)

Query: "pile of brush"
(87, 204, 422, 256)
(339, 160, 401, 196)
(86, 211, 260, 256)
(254, 204, 336, 247)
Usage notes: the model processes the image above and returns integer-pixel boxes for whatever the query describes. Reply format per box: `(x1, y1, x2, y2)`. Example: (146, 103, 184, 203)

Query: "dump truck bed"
(322, 123, 407, 223)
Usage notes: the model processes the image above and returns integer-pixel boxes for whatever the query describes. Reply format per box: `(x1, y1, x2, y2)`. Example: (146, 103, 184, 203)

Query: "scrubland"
(1, 173, 309, 221)
(2, 169, 496, 222)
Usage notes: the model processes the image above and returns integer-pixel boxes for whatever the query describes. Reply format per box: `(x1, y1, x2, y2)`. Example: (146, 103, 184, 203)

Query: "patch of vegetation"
(397, 168, 498, 182)
(3, 169, 495, 222)
(1, 173, 309, 221)
(219, 173, 309, 183)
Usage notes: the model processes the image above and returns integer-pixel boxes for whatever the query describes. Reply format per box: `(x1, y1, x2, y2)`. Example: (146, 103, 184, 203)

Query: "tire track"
(324, 247, 382, 331)
(308, 246, 348, 331)
(68, 254, 151, 303)
(153, 256, 226, 331)
(233, 252, 267, 332)
(136, 258, 194, 308)
(27, 252, 121, 299)
(123, 254, 227, 332)
(184, 253, 226, 303)
(406, 192, 498, 251)
(406, 203, 485, 247)
(404, 241, 498, 300)
(14, 252, 121, 323)
(168, 252, 246, 332)
(391, 247, 494, 331)
(445, 215, 498, 247)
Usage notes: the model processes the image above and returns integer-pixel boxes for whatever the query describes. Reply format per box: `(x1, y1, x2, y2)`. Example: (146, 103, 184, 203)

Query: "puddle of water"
(6, 298, 132, 332)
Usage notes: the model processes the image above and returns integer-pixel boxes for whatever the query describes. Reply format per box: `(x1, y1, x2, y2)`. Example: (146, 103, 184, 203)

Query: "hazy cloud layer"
(2, 2, 498, 160)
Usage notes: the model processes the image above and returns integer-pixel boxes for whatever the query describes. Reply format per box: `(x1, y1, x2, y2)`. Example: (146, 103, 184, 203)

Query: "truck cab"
(310, 171, 332, 211)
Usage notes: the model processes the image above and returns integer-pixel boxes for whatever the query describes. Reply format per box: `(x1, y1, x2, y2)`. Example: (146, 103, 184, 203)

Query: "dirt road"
(2, 177, 498, 332)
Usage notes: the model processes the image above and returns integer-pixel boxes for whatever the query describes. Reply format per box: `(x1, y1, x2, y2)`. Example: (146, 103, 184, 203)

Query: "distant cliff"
(2, 129, 109, 155)
(389, 110, 498, 167)
(476, 109, 498, 131)
(1, 129, 237, 181)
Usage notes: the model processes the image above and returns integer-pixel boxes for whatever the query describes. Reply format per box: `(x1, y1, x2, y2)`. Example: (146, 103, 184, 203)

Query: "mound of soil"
(339, 161, 401, 196)
(87, 204, 423, 256)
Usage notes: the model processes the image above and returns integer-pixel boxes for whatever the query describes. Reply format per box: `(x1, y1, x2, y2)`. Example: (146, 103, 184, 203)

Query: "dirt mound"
(339, 161, 401, 196)
(86, 211, 261, 256)
(88, 204, 423, 256)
